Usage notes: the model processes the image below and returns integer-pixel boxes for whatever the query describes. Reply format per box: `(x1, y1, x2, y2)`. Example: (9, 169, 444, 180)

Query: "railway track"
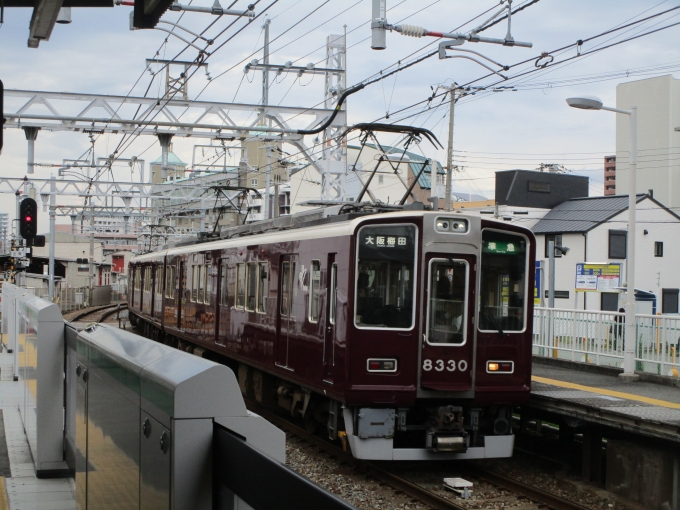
(245, 401, 592, 510)
(69, 303, 128, 323)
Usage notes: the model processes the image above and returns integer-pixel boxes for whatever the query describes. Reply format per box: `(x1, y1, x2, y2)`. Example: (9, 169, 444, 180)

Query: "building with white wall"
(532, 194, 680, 313)
(614, 75, 680, 208)
(289, 145, 443, 214)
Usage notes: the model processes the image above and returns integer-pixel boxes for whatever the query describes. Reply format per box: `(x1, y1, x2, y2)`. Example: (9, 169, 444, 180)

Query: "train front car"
(343, 213, 535, 460)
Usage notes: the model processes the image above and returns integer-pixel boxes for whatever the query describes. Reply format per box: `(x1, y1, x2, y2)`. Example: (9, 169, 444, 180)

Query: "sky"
(1, 0, 680, 232)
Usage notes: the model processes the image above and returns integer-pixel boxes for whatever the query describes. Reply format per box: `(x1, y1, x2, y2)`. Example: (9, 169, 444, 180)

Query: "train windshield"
(426, 259, 468, 345)
(355, 225, 417, 329)
(478, 230, 528, 333)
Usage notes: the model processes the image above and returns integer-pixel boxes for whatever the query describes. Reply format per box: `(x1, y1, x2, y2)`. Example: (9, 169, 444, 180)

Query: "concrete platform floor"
(532, 361, 680, 407)
(0, 351, 75, 510)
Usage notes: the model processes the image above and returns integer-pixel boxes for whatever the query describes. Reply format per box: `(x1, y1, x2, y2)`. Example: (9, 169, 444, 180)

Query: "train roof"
(131, 204, 532, 263)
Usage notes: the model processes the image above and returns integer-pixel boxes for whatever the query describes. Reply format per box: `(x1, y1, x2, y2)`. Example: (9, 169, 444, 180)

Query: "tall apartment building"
(604, 155, 616, 196)
(614, 75, 680, 207)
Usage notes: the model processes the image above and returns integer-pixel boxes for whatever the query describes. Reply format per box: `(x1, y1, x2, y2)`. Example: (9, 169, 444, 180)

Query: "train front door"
(420, 254, 476, 393)
(323, 254, 337, 383)
(276, 255, 297, 368)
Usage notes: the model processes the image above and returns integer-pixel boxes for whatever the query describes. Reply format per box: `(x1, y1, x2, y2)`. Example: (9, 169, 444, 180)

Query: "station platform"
(530, 357, 680, 444)
(0, 351, 75, 510)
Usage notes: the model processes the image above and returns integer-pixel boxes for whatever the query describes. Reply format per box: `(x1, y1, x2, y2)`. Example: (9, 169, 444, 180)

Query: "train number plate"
(422, 359, 468, 372)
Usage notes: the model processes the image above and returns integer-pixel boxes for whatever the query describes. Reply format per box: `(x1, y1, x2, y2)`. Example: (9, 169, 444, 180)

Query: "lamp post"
(566, 95, 639, 381)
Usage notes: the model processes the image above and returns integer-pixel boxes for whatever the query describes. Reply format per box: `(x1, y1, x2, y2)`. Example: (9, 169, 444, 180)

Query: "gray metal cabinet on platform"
(73, 323, 269, 510)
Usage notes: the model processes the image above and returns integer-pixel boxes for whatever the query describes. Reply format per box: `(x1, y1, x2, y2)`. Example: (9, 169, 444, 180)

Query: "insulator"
(399, 24, 427, 38)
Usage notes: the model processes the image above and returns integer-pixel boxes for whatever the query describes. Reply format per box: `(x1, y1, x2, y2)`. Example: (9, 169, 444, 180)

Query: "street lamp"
(567, 95, 639, 381)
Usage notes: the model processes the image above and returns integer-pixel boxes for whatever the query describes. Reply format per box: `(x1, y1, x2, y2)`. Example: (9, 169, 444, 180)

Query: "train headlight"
(435, 217, 469, 234)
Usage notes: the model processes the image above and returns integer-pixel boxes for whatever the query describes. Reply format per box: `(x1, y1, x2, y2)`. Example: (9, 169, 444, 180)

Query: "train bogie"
(128, 210, 535, 460)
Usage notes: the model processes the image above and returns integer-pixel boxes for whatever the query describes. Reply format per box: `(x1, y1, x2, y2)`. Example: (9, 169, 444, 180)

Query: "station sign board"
(575, 263, 622, 292)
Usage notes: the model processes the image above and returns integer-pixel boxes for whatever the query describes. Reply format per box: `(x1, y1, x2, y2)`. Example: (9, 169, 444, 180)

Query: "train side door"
(215, 259, 229, 346)
(420, 254, 476, 393)
(177, 261, 185, 329)
(323, 255, 337, 383)
(276, 255, 297, 369)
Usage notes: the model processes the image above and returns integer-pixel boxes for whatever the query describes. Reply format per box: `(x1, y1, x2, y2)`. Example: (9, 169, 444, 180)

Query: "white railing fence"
(29, 283, 128, 313)
(533, 307, 680, 377)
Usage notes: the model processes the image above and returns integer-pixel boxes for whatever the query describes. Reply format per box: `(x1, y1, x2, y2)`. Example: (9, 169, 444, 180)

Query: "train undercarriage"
(131, 314, 515, 461)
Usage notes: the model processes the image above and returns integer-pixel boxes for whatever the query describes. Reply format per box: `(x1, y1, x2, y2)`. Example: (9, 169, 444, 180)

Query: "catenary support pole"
(444, 85, 455, 211)
(548, 239, 555, 309)
(48, 176, 56, 300)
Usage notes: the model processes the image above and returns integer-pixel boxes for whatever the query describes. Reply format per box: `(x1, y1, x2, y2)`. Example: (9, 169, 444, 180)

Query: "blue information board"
(534, 261, 541, 305)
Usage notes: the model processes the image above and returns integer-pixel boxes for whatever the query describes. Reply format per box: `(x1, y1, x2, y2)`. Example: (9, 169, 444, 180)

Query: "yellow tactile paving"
(532, 375, 680, 410)
(78, 417, 140, 509)
(0, 477, 8, 510)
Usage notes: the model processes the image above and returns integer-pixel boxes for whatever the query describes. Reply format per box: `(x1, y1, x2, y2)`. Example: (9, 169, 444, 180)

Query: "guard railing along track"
(245, 400, 592, 510)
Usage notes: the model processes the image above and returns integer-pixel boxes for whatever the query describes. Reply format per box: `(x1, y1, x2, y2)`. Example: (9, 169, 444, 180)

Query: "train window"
(198, 265, 205, 303)
(144, 267, 151, 292)
(236, 263, 246, 309)
(191, 265, 199, 302)
(426, 259, 468, 345)
(205, 265, 212, 305)
(281, 262, 290, 316)
(134, 268, 140, 291)
(355, 224, 417, 329)
(291, 261, 298, 317)
(309, 260, 321, 323)
(246, 262, 257, 311)
(478, 230, 528, 333)
(165, 266, 175, 299)
(155, 266, 163, 298)
(219, 262, 228, 306)
(257, 262, 268, 313)
(330, 263, 338, 325)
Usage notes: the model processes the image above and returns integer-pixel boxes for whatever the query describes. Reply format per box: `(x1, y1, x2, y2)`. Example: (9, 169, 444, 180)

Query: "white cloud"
(1, 0, 679, 230)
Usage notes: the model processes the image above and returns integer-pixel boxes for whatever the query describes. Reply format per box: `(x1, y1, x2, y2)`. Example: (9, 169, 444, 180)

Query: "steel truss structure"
(2, 35, 349, 235)
(321, 34, 347, 201)
(3, 89, 343, 141)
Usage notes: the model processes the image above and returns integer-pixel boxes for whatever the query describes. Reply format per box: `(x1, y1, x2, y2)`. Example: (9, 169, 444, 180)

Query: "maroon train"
(128, 207, 536, 460)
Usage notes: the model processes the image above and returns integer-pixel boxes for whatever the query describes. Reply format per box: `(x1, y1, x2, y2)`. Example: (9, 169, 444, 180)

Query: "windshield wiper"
(483, 305, 504, 335)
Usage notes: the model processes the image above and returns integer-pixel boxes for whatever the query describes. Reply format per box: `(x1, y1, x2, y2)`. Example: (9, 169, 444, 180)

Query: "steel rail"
(245, 400, 592, 510)
(99, 304, 128, 323)
(244, 400, 467, 510)
(468, 467, 591, 510)
(69, 303, 127, 323)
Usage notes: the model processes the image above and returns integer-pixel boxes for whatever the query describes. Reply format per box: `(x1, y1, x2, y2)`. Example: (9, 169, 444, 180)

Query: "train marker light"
(486, 361, 514, 373)
(367, 358, 398, 372)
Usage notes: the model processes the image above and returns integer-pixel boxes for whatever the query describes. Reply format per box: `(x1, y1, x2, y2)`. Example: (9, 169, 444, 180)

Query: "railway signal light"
(19, 198, 38, 240)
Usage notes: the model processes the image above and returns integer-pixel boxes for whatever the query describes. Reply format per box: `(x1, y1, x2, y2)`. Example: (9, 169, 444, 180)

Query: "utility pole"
(264, 145, 272, 219)
(89, 197, 95, 305)
(444, 85, 456, 211)
(548, 238, 555, 308)
(262, 18, 270, 108)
